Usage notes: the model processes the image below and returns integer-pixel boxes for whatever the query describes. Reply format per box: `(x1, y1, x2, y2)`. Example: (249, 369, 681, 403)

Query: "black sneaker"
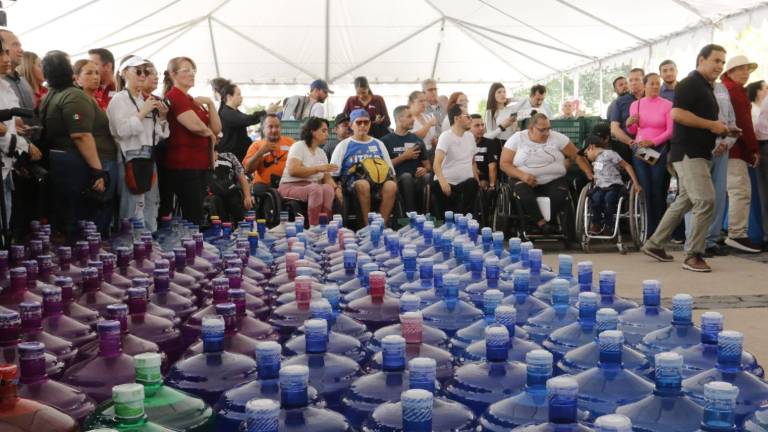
(704, 245, 728, 258)
(725, 237, 762, 253)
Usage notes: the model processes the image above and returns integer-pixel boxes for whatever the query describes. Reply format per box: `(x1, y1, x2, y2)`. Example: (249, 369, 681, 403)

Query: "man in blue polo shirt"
(609, 68, 645, 149)
(330, 108, 397, 226)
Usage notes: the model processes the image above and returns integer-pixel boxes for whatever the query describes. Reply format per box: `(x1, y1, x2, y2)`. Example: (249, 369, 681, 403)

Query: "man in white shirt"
(433, 104, 479, 215)
(422, 78, 445, 135)
(516, 84, 551, 121)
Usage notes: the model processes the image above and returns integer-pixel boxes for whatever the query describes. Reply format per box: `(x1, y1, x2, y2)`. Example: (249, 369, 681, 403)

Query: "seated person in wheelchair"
(277, 117, 341, 226)
(433, 104, 481, 215)
(470, 114, 498, 191)
(242, 113, 295, 195)
(210, 149, 254, 222)
(499, 112, 593, 234)
(381, 105, 431, 213)
(330, 108, 397, 226)
(584, 134, 641, 235)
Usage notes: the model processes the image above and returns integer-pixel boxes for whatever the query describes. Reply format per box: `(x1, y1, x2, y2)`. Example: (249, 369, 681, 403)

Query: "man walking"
(642, 44, 731, 272)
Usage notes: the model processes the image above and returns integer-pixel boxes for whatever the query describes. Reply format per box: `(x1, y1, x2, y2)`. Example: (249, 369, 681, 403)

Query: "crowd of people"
(0, 29, 766, 273)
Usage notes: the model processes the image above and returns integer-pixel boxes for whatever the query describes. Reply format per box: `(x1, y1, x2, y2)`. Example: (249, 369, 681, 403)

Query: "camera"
(13, 150, 47, 183)
(151, 97, 171, 117)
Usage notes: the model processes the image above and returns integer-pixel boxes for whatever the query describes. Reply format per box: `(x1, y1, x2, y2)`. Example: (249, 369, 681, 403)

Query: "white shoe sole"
(724, 238, 761, 253)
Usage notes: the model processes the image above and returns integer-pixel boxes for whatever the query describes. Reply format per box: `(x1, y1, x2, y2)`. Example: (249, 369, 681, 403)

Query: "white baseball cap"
(118, 55, 150, 74)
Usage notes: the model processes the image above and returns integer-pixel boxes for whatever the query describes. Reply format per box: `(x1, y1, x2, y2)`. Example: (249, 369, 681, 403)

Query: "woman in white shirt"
(483, 82, 518, 142)
(278, 117, 340, 226)
(408, 90, 438, 151)
(500, 113, 593, 234)
(107, 55, 169, 232)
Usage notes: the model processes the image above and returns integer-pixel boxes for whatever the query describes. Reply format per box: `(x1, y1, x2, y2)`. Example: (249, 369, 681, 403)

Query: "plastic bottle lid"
(113, 383, 145, 419)
(245, 399, 280, 428)
(655, 351, 683, 368)
(594, 414, 632, 431)
(547, 376, 578, 395)
(527, 349, 554, 366)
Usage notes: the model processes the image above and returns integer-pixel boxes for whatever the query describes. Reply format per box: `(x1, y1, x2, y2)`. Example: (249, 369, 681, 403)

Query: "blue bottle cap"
(578, 291, 598, 307)
(704, 381, 739, 407)
(513, 269, 530, 293)
(418, 258, 434, 280)
(558, 254, 573, 275)
(547, 375, 579, 396)
(401, 389, 433, 425)
(495, 305, 517, 326)
(322, 284, 340, 302)
(594, 414, 633, 432)
(599, 270, 616, 294)
(279, 364, 309, 390)
(408, 357, 436, 390)
(718, 330, 743, 354)
(508, 237, 521, 250)
(255, 341, 281, 363)
(245, 399, 280, 432)
(577, 260, 592, 273)
(551, 278, 570, 304)
(382, 335, 406, 370)
(672, 293, 693, 321)
(400, 294, 421, 313)
(433, 264, 448, 275)
(599, 330, 624, 352)
(527, 349, 553, 367)
(310, 300, 333, 321)
(700, 311, 724, 333)
(202, 315, 225, 342)
(596, 308, 619, 332)
(485, 325, 510, 360)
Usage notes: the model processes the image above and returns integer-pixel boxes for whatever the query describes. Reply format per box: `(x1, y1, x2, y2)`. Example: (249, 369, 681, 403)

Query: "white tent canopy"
(5, 0, 768, 113)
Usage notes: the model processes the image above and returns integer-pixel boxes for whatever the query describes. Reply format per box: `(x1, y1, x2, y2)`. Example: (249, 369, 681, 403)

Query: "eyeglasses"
(177, 68, 196, 74)
(354, 120, 371, 126)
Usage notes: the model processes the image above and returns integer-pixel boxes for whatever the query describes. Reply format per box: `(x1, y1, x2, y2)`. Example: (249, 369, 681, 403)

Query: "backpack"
(348, 156, 392, 185)
(211, 157, 239, 197)
(281, 95, 314, 121)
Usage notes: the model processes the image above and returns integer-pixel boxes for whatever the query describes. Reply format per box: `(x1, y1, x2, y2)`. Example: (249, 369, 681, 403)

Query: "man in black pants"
(433, 104, 479, 215)
(381, 105, 431, 213)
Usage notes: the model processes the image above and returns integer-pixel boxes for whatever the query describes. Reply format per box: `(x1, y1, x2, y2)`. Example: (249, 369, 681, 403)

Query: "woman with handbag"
(41, 52, 116, 241)
(107, 55, 169, 232)
(161, 56, 221, 225)
(626, 72, 673, 236)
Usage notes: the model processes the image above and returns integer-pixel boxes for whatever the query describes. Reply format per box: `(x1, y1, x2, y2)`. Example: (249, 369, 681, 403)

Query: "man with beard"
(381, 105, 430, 213)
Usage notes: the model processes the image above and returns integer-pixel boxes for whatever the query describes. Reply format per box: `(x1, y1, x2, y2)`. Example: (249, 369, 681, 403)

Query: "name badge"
(369, 145, 379, 152)
(594, 162, 604, 171)
(475, 155, 485, 162)
(394, 147, 405, 153)
(477, 147, 487, 153)
(404, 142, 416, 149)
(280, 146, 290, 151)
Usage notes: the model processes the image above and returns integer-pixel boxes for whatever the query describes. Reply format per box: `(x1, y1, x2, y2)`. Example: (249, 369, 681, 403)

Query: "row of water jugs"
(1, 210, 767, 431)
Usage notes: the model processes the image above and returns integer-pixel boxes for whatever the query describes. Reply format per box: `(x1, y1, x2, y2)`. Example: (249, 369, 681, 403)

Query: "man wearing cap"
(642, 44, 731, 272)
(323, 112, 351, 160)
(281, 79, 332, 121)
(330, 108, 397, 226)
(721, 55, 762, 253)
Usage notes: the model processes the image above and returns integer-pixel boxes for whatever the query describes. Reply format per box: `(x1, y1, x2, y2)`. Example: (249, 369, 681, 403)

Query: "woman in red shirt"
(161, 56, 221, 224)
(343, 76, 390, 138)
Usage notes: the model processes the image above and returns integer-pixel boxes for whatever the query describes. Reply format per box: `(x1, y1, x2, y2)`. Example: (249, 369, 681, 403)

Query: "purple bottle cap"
(127, 287, 148, 315)
(42, 286, 63, 316)
(19, 302, 42, 332)
(212, 278, 230, 303)
(106, 304, 129, 332)
(54, 276, 74, 302)
(0, 310, 20, 344)
(98, 320, 122, 357)
(18, 341, 46, 383)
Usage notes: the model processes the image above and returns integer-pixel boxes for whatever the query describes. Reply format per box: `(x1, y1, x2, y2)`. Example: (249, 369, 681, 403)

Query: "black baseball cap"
(591, 123, 610, 140)
(334, 113, 350, 124)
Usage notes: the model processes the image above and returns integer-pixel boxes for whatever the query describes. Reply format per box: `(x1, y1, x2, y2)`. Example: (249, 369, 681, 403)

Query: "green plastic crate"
(278, 119, 337, 142)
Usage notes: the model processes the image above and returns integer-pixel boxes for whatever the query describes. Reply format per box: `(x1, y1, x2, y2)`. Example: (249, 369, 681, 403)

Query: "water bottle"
(509, 376, 593, 431)
(683, 331, 768, 428)
(571, 330, 654, 422)
(618, 280, 673, 347)
(367, 294, 450, 352)
(283, 300, 369, 363)
(594, 414, 633, 432)
(524, 278, 579, 344)
(461, 305, 539, 364)
(638, 294, 701, 359)
(501, 269, 548, 325)
(76, 303, 161, 364)
(615, 351, 703, 431)
(19, 301, 77, 366)
(464, 256, 514, 306)
(422, 273, 483, 337)
(543, 292, 599, 362)
(345, 271, 400, 331)
(444, 325, 527, 415)
(596, 271, 637, 313)
(450, 289, 504, 357)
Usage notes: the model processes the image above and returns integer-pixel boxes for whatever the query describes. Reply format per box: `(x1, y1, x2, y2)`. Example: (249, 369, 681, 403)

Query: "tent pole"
(452, 22, 533, 81)
(330, 18, 443, 82)
(598, 60, 604, 112)
(209, 16, 221, 77)
(117, 17, 204, 59)
(430, 19, 445, 79)
(553, 0, 650, 44)
(324, 0, 330, 81)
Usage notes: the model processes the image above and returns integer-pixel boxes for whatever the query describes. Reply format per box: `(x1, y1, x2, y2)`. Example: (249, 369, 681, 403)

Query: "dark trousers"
(432, 177, 478, 215)
(590, 185, 623, 226)
(167, 169, 209, 225)
(397, 172, 428, 213)
(49, 149, 99, 242)
(211, 190, 245, 223)
(512, 176, 570, 225)
(157, 162, 174, 219)
(632, 145, 670, 236)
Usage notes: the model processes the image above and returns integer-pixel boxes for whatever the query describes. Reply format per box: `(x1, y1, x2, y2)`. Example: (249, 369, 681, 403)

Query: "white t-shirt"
(436, 129, 477, 185)
(504, 130, 569, 185)
(280, 140, 329, 184)
(310, 102, 325, 119)
(412, 113, 438, 150)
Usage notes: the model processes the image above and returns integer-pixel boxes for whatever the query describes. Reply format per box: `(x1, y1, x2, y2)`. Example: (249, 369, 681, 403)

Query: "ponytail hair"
(211, 77, 236, 104)
(163, 56, 196, 96)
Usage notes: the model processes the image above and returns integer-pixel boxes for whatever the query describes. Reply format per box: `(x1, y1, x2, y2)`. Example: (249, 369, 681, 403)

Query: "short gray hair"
(421, 78, 437, 91)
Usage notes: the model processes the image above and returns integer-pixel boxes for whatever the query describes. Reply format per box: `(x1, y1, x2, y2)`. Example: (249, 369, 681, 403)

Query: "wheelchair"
(252, 184, 282, 227)
(574, 181, 647, 254)
(341, 178, 406, 230)
(491, 175, 577, 248)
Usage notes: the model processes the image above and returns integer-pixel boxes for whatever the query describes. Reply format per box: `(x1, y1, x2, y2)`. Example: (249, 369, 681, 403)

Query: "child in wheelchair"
(585, 134, 641, 235)
(209, 149, 254, 222)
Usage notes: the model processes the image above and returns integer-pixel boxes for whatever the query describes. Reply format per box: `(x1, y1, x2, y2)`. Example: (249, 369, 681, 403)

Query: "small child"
(585, 134, 642, 235)
(210, 150, 254, 222)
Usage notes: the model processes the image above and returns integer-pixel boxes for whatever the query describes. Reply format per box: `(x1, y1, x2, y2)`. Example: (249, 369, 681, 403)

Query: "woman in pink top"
(626, 72, 673, 235)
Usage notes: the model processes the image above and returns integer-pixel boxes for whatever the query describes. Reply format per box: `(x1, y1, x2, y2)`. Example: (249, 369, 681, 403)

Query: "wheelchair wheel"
(574, 184, 591, 251)
(629, 188, 647, 249)
(492, 183, 513, 235)
(259, 191, 281, 227)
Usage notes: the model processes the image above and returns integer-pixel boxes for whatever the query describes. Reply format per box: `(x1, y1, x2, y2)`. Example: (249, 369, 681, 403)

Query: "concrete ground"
(538, 247, 768, 362)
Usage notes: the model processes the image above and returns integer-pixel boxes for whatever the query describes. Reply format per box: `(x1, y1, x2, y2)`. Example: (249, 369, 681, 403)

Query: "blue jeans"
(684, 152, 727, 250)
(590, 185, 621, 226)
(632, 145, 670, 236)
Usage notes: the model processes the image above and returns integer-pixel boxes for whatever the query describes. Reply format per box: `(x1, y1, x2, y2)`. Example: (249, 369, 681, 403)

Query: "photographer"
(41, 51, 113, 242)
(0, 40, 36, 229)
(107, 56, 169, 233)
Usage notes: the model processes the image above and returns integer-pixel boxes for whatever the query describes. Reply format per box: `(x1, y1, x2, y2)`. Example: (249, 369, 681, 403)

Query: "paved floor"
(539, 248, 768, 361)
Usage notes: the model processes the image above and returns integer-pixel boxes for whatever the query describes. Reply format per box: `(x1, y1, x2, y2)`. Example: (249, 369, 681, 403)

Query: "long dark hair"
(211, 77, 237, 104)
(486, 82, 506, 117)
(42, 50, 74, 90)
(301, 117, 330, 147)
